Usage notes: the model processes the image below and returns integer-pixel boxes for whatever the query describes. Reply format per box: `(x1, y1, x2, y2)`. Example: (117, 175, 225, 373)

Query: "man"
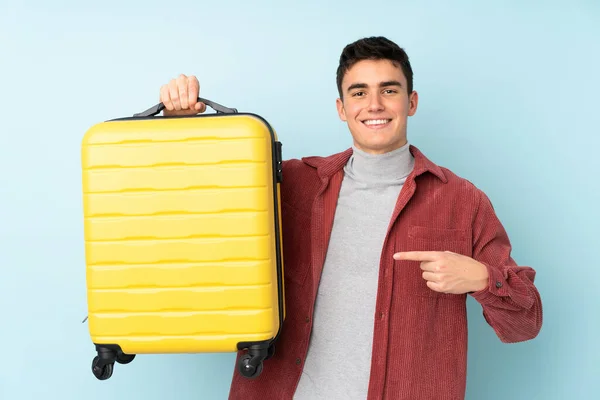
(159, 36, 542, 400)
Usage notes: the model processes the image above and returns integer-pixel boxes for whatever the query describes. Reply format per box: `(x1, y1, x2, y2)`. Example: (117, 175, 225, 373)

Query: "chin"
(355, 136, 403, 153)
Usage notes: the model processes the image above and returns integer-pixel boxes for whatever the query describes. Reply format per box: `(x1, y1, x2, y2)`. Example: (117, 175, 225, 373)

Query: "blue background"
(1, 0, 599, 399)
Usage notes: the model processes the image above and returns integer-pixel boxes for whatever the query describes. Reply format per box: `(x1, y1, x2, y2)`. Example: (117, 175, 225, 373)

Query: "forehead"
(342, 59, 406, 88)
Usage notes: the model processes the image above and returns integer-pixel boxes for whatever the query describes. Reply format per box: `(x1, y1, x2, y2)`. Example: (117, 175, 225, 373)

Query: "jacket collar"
(302, 145, 448, 183)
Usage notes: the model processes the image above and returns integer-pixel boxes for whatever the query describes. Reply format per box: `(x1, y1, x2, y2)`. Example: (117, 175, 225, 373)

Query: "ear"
(408, 91, 419, 116)
(336, 98, 347, 121)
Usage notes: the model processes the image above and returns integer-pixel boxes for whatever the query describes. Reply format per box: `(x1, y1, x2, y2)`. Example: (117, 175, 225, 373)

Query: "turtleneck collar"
(344, 142, 415, 185)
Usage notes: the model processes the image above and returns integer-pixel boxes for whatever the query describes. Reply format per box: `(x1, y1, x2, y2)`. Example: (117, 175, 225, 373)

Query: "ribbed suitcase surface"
(81, 114, 284, 358)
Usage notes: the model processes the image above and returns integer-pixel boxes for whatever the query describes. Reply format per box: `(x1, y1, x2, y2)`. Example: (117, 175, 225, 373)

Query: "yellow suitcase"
(81, 97, 285, 381)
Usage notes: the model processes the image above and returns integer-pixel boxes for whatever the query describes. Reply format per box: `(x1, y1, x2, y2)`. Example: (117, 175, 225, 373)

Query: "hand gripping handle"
(133, 97, 238, 117)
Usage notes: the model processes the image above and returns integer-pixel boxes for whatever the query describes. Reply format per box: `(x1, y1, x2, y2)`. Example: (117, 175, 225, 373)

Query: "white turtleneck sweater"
(294, 142, 415, 400)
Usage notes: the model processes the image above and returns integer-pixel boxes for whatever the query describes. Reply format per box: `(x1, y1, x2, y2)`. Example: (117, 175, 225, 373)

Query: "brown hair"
(336, 36, 414, 99)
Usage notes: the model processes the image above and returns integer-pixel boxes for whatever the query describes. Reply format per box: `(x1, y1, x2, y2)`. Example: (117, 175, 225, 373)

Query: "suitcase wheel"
(116, 352, 136, 365)
(238, 354, 264, 379)
(91, 356, 113, 380)
(91, 346, 136, 380)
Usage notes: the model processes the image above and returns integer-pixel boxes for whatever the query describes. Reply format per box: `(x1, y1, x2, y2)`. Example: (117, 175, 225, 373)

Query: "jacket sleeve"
(468, 190, 543, 343)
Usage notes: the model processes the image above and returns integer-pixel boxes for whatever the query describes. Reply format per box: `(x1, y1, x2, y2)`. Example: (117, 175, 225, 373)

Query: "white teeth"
(364, 119, 389, 126)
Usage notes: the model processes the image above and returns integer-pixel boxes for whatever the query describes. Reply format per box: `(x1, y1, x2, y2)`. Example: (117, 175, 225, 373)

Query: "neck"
(345, 143, 415, 185)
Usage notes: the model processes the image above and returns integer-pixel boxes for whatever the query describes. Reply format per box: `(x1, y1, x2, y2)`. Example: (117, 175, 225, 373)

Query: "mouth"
(361, 118, 391, 129)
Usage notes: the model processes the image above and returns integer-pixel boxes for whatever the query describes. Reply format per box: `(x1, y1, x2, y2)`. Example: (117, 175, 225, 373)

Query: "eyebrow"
(346, 80, 403, 93)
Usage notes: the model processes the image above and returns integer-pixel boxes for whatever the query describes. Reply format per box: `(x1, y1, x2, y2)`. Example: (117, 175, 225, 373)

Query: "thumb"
(194, 102, 206, 112)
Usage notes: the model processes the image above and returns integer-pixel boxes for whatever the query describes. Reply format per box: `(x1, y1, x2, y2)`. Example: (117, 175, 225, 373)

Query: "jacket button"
(495, 281, 503, 288)
(295, 358, 301, 365)
(305, 316, 310, 323)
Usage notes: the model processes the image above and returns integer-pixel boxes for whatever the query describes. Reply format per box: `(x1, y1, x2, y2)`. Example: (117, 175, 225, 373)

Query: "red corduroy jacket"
(228, 145, 542, 400)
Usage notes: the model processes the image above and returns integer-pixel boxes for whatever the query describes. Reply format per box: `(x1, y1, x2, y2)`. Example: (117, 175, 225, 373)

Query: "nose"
(367, 93, 384, 112)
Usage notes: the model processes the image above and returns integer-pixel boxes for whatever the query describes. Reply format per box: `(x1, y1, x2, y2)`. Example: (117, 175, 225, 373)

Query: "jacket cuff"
(469, 263, 508, 305)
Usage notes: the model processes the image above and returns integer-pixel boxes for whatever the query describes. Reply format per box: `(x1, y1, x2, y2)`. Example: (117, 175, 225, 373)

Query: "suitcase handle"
(133, 97, 238, 117)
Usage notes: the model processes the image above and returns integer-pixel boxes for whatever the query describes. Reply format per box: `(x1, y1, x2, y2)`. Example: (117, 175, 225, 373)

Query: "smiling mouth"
(362, 119, 391, 129)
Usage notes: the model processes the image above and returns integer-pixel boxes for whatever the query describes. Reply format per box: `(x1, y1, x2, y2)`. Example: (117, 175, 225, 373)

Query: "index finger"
(393, 251, 444, 262)
(160, 84, 174, 111)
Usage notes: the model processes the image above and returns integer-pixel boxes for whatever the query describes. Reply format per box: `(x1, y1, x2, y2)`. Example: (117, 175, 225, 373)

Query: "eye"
(352, 91, 365, 97)
(383, 89, 397, 94)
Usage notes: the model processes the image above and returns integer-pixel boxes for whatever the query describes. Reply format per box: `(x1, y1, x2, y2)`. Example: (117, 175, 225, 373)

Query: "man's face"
(336, 59, 418, 154)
